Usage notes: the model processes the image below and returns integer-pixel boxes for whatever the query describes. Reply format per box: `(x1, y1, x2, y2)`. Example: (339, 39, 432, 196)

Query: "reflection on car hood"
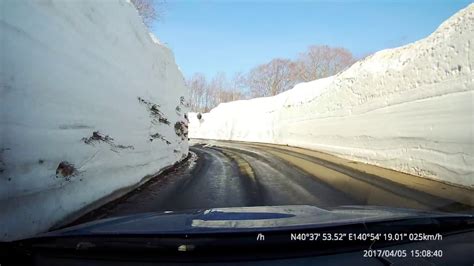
(43, 205, 469, 237)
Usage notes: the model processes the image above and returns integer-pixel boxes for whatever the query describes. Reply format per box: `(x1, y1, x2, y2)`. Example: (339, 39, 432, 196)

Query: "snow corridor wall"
(0, 0, 189, 240)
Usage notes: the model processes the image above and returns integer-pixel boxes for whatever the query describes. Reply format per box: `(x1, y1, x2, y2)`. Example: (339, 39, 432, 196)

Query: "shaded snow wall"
(0, 0, 189, 240)
(190, 4, 474, 188)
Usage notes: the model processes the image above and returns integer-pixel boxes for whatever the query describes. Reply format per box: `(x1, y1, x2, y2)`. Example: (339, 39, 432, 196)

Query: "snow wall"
(190, 4, 474, 188)
(0, 1, 189, 240)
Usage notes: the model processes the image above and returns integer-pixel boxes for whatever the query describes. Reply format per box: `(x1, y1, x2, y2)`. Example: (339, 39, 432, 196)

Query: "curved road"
(70, 140, 473, 225)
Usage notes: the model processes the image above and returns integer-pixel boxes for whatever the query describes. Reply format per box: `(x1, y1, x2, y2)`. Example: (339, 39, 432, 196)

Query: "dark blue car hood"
(40, 205, 470, 237)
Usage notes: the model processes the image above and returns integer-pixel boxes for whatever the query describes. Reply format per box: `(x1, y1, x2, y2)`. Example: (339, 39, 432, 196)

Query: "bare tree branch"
(294, 45, 355, 82)
(246, 58, 297, 97)
(130, 0, 166, 28)
(186, 45, 356, 112)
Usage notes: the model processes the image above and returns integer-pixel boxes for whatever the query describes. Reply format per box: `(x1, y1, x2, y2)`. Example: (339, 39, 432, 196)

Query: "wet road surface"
(69, 140, 473, 225)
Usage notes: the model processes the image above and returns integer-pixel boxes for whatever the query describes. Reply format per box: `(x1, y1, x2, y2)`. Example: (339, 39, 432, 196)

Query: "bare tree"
(209, 73, 247, 108)
(294, 45, 355, 82)
(186, 73, 207, 112)
(186, 45, 356, 111)
(246, 58, 297, 97)
(130, 0, 166, 28)
(186, 72, 249, 112)
(230, 72, 249, 100)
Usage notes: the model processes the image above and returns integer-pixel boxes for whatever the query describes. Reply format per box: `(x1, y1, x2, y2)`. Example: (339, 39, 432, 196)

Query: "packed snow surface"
(0, 0, 188, 240)
(190, 4, 474, 188)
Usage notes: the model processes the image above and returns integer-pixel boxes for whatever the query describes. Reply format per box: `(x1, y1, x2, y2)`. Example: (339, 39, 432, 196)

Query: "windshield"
(1, 0, 473, 262)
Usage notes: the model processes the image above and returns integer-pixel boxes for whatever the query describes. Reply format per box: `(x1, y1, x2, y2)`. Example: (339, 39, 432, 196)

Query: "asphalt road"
(70, 140, 473, 225)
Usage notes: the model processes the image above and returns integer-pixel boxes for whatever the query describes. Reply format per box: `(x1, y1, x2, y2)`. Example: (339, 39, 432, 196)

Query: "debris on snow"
(56, 161, 78, 181)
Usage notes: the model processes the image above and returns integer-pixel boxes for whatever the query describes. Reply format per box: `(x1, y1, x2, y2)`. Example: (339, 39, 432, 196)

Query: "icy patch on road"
(186, 151, 199, 171)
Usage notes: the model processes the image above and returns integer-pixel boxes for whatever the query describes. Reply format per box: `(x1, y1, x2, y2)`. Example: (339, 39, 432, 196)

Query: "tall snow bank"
(190, 4, 474, 188)
(0, 0, 189, 240)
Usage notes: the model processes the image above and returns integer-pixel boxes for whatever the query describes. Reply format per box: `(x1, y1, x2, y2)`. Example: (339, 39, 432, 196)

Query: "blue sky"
(152, 0, 471, 80)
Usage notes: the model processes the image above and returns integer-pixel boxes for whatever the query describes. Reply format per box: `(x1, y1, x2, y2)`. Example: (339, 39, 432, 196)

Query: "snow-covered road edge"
(51, 153, 191, 231)
(190, 4, 474, 188)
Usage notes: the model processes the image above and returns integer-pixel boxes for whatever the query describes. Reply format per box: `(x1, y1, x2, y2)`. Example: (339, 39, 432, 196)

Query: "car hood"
(42, 205, 470, 237)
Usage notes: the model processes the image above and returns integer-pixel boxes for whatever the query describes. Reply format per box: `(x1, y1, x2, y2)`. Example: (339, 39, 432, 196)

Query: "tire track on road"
(214, 145, 357, 207)
(205, 141, 472, 213)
